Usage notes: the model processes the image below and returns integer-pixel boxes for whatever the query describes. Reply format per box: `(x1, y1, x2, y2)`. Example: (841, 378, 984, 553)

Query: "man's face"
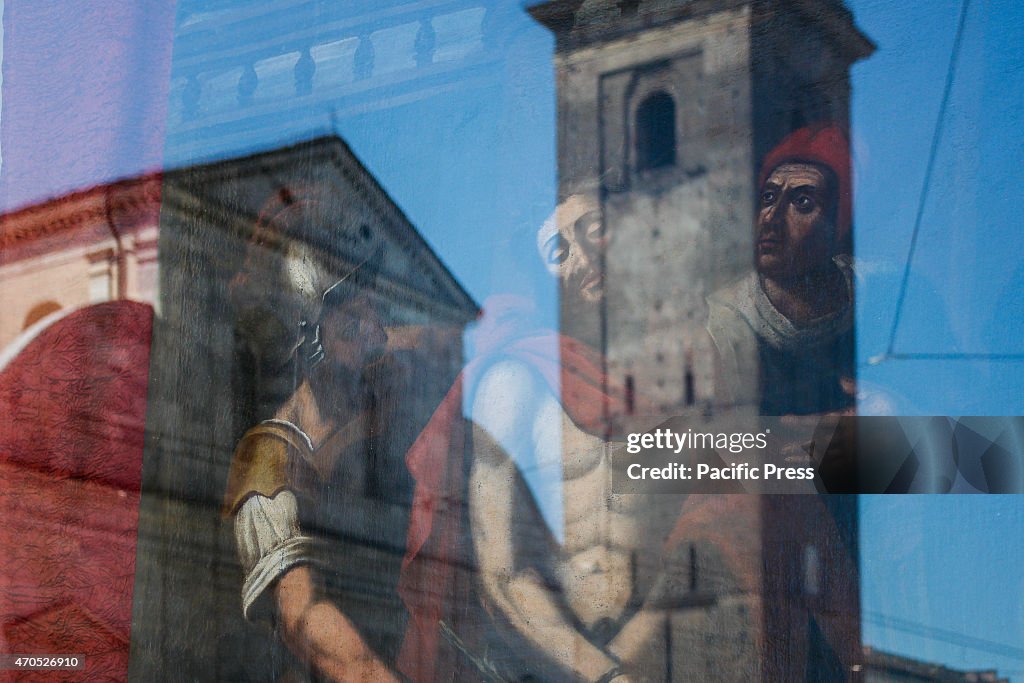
(536, 194, 607, 303)
(756, 163, 837, 280)
(320, 294, 387, 373)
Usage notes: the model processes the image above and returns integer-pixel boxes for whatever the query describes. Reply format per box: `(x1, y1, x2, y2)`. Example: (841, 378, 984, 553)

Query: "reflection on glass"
(0, 1, 1020, 682)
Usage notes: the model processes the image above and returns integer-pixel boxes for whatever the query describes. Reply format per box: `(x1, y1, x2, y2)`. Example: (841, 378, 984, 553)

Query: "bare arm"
(274, 566, 400, 683)
(232, 491, 399, 683)
(469, 362, 625, 682)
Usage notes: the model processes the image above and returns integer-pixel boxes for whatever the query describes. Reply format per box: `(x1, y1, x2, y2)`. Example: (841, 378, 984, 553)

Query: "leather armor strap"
(221, 421, 313, 516)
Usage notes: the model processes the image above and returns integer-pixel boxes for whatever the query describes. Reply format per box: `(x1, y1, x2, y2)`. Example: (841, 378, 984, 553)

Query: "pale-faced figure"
(463, 192, 690, 683)
(537, 193, 607, 304)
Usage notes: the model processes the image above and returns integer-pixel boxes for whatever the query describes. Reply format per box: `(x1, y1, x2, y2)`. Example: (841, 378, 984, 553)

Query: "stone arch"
(23, 301, 62, 330)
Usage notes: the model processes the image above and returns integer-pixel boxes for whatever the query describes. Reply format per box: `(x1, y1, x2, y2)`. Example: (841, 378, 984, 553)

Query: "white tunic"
(232, 420, 315, 620)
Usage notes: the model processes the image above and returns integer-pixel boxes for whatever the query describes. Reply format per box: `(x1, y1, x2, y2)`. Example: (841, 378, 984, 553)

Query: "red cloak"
(0, 301, 152, 682)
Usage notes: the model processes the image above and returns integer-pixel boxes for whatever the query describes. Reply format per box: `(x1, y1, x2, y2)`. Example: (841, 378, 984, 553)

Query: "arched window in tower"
(636, 90, 677, 171)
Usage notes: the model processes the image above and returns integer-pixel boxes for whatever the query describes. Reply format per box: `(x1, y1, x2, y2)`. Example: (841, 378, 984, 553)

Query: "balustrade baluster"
(415, 18, 436, 68)
(295, 49, 316, 96)
(238, 62, 257, 106)
(354, 34, 375, 81)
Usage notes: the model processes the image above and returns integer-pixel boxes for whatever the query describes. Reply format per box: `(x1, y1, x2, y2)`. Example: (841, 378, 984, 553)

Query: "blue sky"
(851, 0, 1024, 417)
(861, 495, 1024, 679)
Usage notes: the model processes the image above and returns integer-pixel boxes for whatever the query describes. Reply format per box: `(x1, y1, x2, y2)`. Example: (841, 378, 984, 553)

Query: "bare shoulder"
(471, 359, 550, 456)
(474, 358, 546, 406)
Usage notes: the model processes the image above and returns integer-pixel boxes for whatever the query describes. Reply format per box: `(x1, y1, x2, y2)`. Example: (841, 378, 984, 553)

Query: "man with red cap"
(706, 126, 864, 681)
(708, 125, 856, 415)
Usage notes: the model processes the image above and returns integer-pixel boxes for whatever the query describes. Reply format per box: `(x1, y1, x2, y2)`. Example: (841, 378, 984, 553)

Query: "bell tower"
(531, 0, 872, 415)
(530, 0, 873, 680)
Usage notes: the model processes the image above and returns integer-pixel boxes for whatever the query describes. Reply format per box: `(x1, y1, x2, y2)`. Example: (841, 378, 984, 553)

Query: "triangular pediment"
(163, 135, 477, 324)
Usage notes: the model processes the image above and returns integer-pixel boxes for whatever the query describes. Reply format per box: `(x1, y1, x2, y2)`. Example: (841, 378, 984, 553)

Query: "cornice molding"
(0, 175, 163, 251)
